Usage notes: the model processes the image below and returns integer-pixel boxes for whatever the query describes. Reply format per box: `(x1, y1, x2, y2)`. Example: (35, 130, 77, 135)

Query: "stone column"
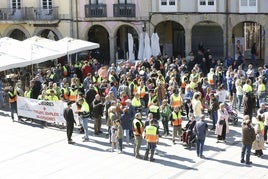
(184, 29, 192, 55)
(264, 25, 268, 64)
(109, 35, 116, 65)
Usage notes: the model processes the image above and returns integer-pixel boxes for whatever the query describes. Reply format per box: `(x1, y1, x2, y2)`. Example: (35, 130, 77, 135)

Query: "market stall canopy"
(0, 36, 100, 71)
(0, 52, 30, 71)
(56, 37, 100, 55)
(0, 36, 64, 65)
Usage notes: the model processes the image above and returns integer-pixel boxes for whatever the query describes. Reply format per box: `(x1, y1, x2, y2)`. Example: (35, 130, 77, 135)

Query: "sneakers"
(82, 138, 89, 142)
(246, 161, 252, 165)
(240, 159, 245, 163)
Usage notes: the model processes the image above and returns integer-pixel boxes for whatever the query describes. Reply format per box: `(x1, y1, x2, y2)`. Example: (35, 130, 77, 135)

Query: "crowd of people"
(2, 48, 268, 163)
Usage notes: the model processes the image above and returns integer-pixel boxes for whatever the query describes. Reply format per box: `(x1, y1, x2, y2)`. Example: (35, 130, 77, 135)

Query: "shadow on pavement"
(205, 157, 245, 167)
(157, 150, 195, 163)
(73, 142, 106, 152)
(17, 120, 45, 129)
(154, 158, 198, 170)
(0, 111, 10, 117)
(207, 155, 268, 169)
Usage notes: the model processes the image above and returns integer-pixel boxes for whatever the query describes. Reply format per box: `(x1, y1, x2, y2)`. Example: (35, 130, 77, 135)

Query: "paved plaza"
(0, 107, 267, 179)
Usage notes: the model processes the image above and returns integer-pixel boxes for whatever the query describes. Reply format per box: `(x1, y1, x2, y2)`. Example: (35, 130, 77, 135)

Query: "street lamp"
(67, 39, 72, 64)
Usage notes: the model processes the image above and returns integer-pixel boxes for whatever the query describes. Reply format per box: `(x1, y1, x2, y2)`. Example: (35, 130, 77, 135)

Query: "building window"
(239, 0, 257, 13)
(249, 0, 256, 6)
(208, 0, 215, 5)
(42, 0, 53, 8)
(91, 0, 103, 4)
(198, 0, 216, 12)
(11, 0, 21, 9)
(161, 0, 167, 5)
(200, 0, 206, 5)
(169, 0, 175, 5)
(241, 0, 248, 6)
(118, 0, 132, 4)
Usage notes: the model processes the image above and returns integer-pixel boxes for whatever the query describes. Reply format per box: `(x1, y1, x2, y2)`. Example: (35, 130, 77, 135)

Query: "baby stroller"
(224, 102, 238, 125)
(181, 119, 196, 148)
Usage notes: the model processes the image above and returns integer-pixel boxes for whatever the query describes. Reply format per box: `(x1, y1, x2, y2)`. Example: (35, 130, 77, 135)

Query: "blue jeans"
(124, 129, 130, 144)
(237, 95, 243, 111)
(80, 117, 89, 139)
(211, 111, 218, 128)
(196, 138, 205, 157)
(0, 92, 4, 108)
(241, 143, 252, 163)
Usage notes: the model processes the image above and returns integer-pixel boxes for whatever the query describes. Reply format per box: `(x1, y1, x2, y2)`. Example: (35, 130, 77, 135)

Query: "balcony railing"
(0, 7, 59, 21)
(32, 7, 59, 20)
(85, 4, 107, 17)
(113, 4, 135, 17)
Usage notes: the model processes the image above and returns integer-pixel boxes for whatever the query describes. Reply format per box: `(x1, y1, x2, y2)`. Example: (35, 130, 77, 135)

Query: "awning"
(0, 36, 100, 71)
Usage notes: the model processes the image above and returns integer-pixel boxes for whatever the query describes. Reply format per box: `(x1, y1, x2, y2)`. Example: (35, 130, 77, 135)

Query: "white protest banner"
(17, 96, 67, 123)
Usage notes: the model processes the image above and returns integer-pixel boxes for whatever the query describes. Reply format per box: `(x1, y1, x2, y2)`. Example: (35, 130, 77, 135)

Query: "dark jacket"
(209, 98, 219, 112)
(63, 107, 76, 125)
(242, 123, 256, 146)
(92, 99, 104, 118)
(120, 112, 132, 130)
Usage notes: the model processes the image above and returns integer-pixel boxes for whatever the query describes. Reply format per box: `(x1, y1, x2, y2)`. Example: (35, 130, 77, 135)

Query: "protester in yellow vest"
(242, 79, 253, 93)
(143, 119, 159, 161)
(47, 90, 59, 101)
(170, 89, 182, 109)
(257, 78, 266, 106)
(171, 106, 183, 144)
(76, 98, 90, 142)
(132, 93, 142, 112)
(8, 86, 18, 122)
(133, 113, 144, 158)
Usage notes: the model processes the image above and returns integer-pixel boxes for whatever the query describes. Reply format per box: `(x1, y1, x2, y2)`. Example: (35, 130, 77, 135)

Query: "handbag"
(219, 120, 226, 125)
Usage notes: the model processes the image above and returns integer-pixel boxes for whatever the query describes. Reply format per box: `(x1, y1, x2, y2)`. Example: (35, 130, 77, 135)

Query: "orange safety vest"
(8, 91, 17, 103)
(171, 95, 182, 108)
(145, 125, 158, 143)
(69, 89, 77, 102)
(207, 73, 215, 85)
(133, 118, 144, 136)
(172, 111, 182, 126)
(62, 87, 69, 100)
(138, 86, 146, 98)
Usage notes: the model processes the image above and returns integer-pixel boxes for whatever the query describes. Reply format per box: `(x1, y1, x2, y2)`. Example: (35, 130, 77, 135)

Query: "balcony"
(113, 4, 135, 17)
(0, 7, 59, 21)
(85, 4, 107, 18)
(32, 7, 59, 21)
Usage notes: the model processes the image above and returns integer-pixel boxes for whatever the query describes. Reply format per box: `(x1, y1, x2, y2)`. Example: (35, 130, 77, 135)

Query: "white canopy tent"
(137, 33, 144, 60)
(151, 33, 161, 57)
(0, 52, 31, 71)
(0, 36, 100, 71)
(128, 33, 135, 61)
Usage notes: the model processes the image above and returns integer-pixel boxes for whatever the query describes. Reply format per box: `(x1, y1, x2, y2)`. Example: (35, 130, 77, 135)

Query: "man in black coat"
(92, 94, 104, 135)
(63, 101, 76, 144)
(85, 84, 97, 117)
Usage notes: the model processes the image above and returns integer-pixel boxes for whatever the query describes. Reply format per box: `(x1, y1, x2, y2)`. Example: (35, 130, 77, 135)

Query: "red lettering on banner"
(36, 115, 55, 122)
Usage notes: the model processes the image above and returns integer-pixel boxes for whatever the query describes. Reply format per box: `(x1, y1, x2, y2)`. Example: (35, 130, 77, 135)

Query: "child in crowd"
(116, 120, 124, 153)
(110, 120, 118, 152)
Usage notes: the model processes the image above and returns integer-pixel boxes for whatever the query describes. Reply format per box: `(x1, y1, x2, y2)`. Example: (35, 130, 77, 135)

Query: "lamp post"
(67, 39, 71, 64)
